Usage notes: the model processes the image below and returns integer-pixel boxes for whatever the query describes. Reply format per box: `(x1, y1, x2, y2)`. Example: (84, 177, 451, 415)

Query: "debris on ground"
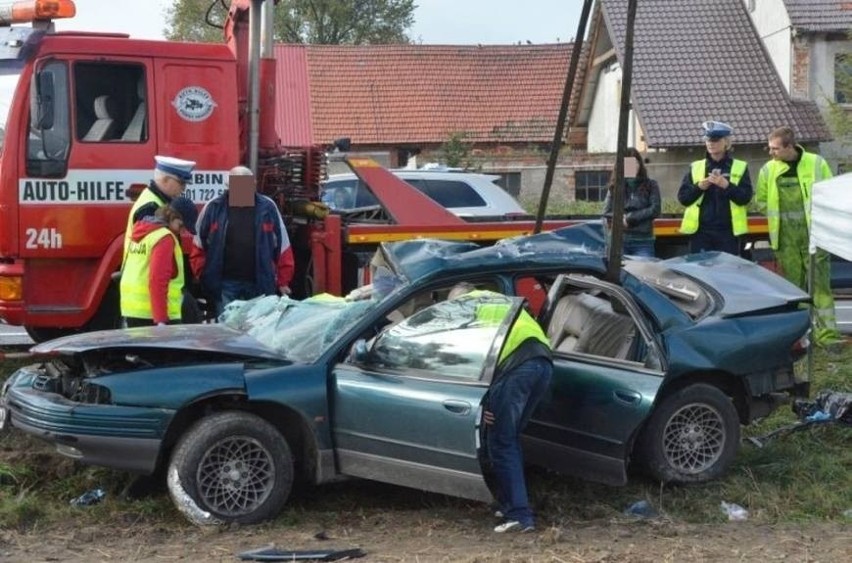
(237, 546, 367, 561)
(720, 501, 749, 521)
(69, 488, 106, 507)
(747, 389, 851, 448)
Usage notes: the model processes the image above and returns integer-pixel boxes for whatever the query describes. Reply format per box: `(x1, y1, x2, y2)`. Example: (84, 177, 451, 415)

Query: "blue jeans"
(623, 240, 655, 257)
(217, 279, 263, 316)
(487, 356, 553, 527)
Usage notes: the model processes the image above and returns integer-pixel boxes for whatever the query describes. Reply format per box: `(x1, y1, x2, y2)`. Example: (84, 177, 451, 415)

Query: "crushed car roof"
(382, 223, 608, 283)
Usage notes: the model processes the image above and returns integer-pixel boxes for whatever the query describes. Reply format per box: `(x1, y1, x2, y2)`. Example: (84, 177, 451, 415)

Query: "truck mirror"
(35, 71, 55, 130)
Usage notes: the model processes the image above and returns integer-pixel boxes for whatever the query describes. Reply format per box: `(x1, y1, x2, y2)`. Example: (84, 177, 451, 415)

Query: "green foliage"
(165, 0, 416, 44)
(519, 196, 685, 216)
(437, 131, 479, 169)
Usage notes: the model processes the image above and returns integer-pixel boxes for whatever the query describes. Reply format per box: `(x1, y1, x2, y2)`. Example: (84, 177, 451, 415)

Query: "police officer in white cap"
(123, 155, 196, 259)
(677, 121, 753, 255)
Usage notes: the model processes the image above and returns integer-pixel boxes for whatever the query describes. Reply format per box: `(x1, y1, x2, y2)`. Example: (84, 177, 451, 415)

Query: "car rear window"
(417, 180, 487, 208)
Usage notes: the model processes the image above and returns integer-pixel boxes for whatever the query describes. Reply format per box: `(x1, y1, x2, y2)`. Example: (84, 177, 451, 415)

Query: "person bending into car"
(447, 283, 553, 533)
(120, 204, 186, 327)
(677, 121, 753, 256)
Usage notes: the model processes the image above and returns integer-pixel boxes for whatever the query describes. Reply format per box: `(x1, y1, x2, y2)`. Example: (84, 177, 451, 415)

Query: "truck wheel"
(637, 384, 740, 484)
(168, 411, 293, 525)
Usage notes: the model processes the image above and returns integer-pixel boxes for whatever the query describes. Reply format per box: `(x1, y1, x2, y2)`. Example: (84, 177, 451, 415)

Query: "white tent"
(810, 172, 852, 261)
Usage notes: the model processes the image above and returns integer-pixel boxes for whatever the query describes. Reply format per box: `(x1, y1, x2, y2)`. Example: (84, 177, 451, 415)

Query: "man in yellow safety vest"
(756, 126, 840, 347)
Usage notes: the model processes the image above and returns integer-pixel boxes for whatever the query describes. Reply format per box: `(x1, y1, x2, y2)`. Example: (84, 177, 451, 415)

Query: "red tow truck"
(0, 0, 769, 342)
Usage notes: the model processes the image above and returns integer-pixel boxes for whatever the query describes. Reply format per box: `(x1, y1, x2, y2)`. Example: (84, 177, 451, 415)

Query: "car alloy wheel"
(661, 402, 725, 474)
(168, 411, 293, 525)
(196, 436, 275, 516)
(638, 383, 740, 484)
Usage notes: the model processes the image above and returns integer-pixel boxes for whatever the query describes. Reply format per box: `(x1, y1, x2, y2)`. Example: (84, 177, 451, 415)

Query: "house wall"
(588, 64, 622, 152)
(744, 0, 792, 92)
(810, 36, 852, 169)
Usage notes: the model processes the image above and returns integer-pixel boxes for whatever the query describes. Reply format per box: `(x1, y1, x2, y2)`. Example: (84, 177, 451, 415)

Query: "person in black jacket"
(677, 121, 753, 256)
(602, 148, 662, 257)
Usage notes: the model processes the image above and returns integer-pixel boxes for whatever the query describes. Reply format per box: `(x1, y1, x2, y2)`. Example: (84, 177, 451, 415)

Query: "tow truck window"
(73, 63, 146, 143)
(26, 61, 70, 177)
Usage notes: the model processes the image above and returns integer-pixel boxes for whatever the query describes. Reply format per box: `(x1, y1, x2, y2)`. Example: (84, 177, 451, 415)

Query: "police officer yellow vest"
(679, 159, 749, 236)
(120, 228, 184, 321)
(123, 188, 167, 260)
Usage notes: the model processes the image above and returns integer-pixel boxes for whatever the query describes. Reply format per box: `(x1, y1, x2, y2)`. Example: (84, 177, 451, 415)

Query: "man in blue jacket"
(192, 166, 294, 316)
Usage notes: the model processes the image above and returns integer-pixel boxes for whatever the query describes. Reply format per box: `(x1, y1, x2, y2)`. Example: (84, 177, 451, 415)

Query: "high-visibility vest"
(120, 228, 184, 320)
(679, 159, 749, 236)
(466, 290, 551, 366)
(123, 188, 167, 260)
(757, 150, 832, 250)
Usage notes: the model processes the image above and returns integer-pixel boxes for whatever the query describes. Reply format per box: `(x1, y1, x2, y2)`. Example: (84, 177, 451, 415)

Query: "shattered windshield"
(219, 268, 405, 363)
(0, 62, 23, 149)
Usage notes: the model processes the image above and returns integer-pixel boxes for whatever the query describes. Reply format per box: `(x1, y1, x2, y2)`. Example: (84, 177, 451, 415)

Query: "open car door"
(524, 274, 665, 485)
(331, 293, 524, 502)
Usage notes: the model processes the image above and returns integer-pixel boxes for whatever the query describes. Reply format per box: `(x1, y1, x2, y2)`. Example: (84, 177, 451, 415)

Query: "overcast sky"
(58, 0, 583, 45)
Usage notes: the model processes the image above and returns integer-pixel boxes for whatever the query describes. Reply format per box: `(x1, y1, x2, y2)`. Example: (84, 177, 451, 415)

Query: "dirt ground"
(1, 510, 849, 562)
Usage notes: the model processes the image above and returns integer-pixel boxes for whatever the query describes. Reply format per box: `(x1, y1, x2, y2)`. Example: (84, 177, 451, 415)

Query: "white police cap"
(702, 121, 733, 140)
(154, 155, 196, 183)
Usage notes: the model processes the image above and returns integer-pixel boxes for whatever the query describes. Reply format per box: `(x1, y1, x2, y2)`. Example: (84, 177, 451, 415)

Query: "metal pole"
(534, 0, 594, 234)
(606, 0, 638, 284)
(247, 0, 263, 174)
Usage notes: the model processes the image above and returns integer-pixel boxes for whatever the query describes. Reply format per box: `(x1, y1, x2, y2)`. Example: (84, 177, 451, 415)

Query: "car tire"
(638, 383, 740, 484)
(167, 411, 293, 525)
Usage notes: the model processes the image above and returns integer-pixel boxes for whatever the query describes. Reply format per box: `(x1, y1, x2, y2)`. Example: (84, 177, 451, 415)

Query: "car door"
(331, 294, 524, 502)
(523, 274, 665, 486)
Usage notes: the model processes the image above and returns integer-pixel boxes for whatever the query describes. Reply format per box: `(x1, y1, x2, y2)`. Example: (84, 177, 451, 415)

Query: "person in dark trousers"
(192, 166, 295, 316)
(448, 283, 553, 533)
(677, 121, 753, 255)
(602, 147, 662, 257)
(120, 204, 186, 327)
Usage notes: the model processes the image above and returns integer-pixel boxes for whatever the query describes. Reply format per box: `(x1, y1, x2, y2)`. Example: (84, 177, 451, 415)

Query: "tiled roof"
(600, 0, 831, 146)
(784, 0, 852, 33)
(273, 43, 584, 146)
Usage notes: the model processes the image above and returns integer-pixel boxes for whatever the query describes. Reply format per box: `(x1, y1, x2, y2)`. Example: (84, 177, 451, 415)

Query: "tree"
(438, 131, 479, 170)
(164, 0, 416, 45)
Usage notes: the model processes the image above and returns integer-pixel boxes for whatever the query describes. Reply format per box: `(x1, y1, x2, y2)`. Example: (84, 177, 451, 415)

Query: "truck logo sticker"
(172, 86, 217, 122)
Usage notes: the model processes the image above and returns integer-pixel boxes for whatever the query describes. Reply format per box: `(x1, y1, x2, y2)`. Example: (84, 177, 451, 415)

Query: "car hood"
(664, 251, 810, 316)
(382, 222, 608, 282)
(30, 324, 283, 360)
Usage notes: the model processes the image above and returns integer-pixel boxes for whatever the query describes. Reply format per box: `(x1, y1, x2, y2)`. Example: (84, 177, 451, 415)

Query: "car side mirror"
(35, 71, 55, 130)
(349, 339, 370, 363)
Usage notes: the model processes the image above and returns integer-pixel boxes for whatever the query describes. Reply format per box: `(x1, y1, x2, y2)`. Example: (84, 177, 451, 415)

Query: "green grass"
(1, 345, 850, 529)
